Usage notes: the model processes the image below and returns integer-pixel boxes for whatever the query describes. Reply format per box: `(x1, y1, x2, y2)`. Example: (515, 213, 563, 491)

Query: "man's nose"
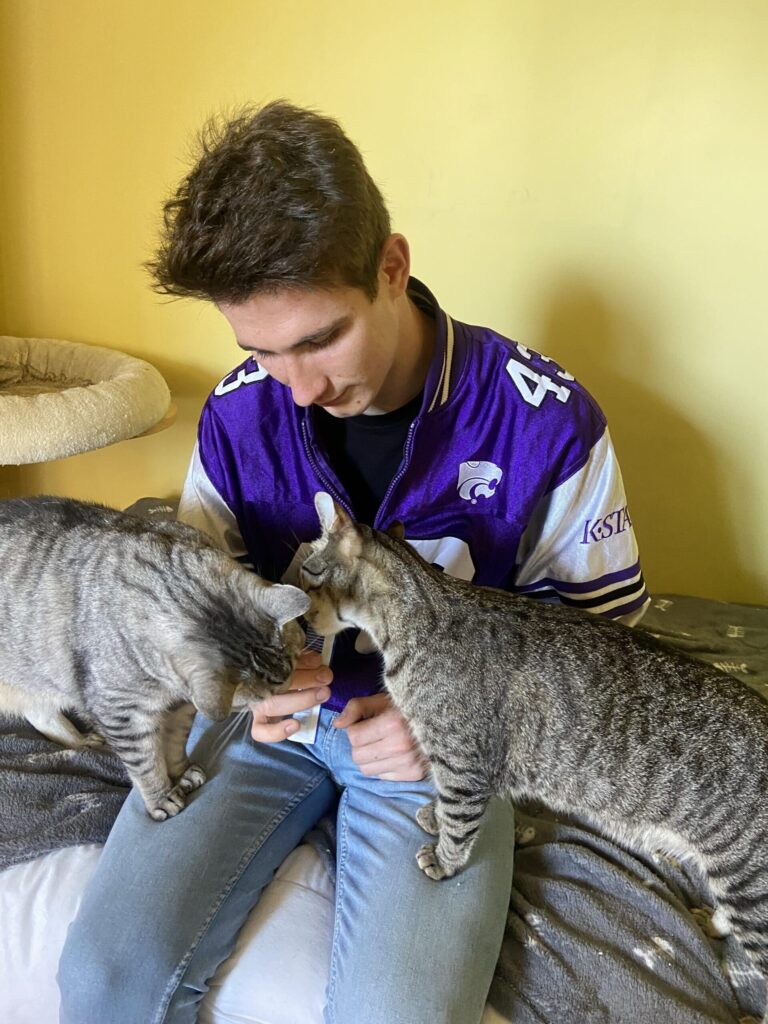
(286, 362, 327, 407)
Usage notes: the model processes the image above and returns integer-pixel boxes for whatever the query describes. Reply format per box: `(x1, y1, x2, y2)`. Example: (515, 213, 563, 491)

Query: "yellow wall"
(1, 0, 766, 603)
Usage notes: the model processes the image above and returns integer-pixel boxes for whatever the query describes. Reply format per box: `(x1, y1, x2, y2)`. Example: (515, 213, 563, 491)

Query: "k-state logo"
(581, 505, 633, 544)
(457, 461, 503, 504)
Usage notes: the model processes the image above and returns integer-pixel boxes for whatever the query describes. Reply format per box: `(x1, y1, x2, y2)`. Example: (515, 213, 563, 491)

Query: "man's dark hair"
(148, 101, 391, 303)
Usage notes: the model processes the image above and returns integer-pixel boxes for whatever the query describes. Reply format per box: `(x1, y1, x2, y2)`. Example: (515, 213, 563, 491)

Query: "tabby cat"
(0, 497, 308, 820)
(301, 492, 768, 1009)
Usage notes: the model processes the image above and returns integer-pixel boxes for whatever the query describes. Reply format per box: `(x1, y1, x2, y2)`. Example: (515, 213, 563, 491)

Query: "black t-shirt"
(313, 391, 423, 526)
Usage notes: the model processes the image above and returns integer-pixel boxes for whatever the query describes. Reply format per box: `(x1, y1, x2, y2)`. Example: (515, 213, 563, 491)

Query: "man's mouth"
(319, 391, 347, 408)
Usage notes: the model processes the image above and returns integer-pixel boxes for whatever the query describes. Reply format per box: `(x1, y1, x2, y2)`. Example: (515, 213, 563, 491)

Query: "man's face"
(217, 276, 403, 416)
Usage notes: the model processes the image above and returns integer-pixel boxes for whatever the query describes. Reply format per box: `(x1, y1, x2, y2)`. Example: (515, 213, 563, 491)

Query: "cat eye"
(301, 565, 324, 580)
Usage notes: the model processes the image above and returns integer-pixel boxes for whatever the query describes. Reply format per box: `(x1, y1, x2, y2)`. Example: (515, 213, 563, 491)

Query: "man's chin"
(317, 382, 398, 417)
(318, 394, 367, 417)
(318, 404, 350, 417)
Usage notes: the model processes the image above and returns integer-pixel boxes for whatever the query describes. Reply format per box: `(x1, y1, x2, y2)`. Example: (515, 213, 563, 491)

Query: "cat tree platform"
(0, 336, 173, 465)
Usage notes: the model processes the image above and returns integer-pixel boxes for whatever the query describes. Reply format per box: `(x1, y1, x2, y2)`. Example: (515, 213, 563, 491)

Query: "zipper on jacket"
(374, 418, 418, 529)
(301, 418, 354, 517)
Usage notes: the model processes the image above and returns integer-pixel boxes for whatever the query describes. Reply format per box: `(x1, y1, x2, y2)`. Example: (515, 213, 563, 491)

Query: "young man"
(58, 102, 648, 1024)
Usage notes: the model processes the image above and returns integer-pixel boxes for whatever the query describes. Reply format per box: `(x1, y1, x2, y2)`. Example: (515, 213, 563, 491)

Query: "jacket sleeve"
(514, 429, 650, 625)
(177, 441, 253, 569)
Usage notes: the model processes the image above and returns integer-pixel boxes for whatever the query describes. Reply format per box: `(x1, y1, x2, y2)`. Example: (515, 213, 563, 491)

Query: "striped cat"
(0, 497, 308, 820)
(301, 492, 768, 1011)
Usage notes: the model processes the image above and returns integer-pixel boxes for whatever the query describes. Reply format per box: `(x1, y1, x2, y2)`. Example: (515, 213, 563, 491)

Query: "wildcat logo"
(581, 506, 633, 544)
(214, 364, 268, 396)
(457, 461, 503, 504)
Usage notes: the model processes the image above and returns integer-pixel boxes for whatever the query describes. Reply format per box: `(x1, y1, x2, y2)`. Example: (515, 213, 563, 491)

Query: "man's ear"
(314, 492, 354, 535)
(386, 521, 405, 541)
(258, 583, 310, 627)
(378, 233, 410, 297)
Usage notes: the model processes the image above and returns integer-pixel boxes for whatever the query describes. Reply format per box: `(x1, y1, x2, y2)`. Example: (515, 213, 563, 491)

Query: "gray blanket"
(1, 573, 766, 1021)
(0, 717, 128, 872)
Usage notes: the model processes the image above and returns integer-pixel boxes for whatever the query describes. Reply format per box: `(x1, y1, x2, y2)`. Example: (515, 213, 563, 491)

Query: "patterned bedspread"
(639, 594, 768, 702)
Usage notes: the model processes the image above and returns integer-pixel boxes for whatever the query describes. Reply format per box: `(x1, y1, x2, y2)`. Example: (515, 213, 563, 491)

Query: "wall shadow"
(534, 275, 762, 604)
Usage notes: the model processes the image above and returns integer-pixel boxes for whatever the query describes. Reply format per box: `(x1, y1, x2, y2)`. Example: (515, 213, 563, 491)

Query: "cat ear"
(314, 491, 362, 562)
(258, 583, 310, 626)
(314, 492, 353, 535)
(386, 521, 405, 541)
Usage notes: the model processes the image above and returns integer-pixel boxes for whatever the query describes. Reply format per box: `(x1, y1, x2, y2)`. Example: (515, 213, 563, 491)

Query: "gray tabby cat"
(302, 492, 768, 1008)
(0, 496, 309, 820)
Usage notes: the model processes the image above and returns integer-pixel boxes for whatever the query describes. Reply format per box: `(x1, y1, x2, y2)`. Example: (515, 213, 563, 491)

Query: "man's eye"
(306, 331, 340, 353)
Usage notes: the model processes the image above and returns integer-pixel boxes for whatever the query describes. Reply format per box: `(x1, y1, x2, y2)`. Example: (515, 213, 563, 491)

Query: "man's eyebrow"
(237, 315, 351, 355)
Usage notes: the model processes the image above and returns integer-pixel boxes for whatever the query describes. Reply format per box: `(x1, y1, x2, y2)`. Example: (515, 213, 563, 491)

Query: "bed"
(1, 500, 766, 1023)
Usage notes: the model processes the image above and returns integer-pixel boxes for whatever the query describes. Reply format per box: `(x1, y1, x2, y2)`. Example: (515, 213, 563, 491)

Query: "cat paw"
(80, 732, 106, 748)
(416, 803, 440, 835)
(515, 824, 536, 846)
(691, 905, 731, 938)
(147, 784, 188, 821)
(416, 843, 452, 880)
(176, 763, 206, 793)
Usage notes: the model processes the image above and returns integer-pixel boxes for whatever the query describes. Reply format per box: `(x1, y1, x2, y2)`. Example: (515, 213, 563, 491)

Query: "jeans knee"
(58, 916, 157, 1024)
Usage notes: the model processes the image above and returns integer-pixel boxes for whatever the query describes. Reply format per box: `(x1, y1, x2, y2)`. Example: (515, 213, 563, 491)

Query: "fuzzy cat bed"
(0, 336, 171, 465)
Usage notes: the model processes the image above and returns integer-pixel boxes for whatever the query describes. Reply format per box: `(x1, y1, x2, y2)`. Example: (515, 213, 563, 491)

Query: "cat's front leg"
(416, 780, 491, 880)
(162, 702, 206, 793)
(99, 724, 193, 821)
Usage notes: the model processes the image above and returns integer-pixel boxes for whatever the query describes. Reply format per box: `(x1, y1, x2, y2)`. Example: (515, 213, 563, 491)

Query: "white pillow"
(200, 844, 334, 1024)
(0, 843, 103, 1024)
(0, 842, 335, 1024)
(0, 841, 507, 1024)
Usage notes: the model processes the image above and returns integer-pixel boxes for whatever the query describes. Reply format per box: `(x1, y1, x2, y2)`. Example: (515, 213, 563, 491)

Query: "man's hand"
(249, 650, 331, 742)
(334, 693, 428, 781)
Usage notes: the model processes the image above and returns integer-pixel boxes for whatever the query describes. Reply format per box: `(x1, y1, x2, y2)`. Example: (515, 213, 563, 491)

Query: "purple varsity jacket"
(178, 279, 649, 712)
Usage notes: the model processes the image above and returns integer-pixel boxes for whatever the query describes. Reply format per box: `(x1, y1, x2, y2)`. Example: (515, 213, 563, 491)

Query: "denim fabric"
(58, 709, 515, 1024)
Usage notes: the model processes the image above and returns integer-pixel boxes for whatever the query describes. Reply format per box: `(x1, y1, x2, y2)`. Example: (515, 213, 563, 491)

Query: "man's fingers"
(334, 694, 388, 730)
(287, 665, 332, 691)
(248, 646, 332, 745)
(337, 699, 426, 780)
(350, 727, 414, 762)
(287, 651, 332, 692)
(254, 687, 330, 719)
(358, 753, 428, 781)
(297, 650, 323, 668)
(249, 685, 330, 743)
(353, 733, 424, 768)
(344, 711, 399, 748)
(250, 717, 301, 743)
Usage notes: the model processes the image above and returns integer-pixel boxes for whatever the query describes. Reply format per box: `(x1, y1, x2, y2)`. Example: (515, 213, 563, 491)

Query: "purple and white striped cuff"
(515, 561, 650, 620)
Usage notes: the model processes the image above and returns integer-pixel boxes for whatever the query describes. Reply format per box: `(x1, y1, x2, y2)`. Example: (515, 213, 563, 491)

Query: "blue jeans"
(58, 708, 515, 1024)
